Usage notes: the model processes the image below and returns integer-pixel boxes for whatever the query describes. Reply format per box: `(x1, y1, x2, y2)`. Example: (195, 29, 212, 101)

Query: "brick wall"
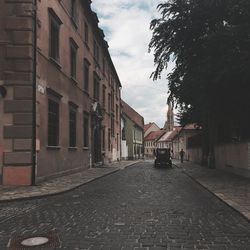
(0, 0, 34, 185)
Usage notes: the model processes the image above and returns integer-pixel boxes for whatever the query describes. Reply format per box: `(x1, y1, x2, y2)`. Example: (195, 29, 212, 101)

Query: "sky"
(92, 0, 175, 128)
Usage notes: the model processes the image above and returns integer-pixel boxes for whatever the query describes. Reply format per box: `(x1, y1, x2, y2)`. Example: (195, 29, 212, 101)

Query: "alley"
(0, 162, 249, 250)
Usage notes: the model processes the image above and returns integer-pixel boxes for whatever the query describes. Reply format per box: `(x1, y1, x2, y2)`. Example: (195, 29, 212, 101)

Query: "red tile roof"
(145, 130, 166, 141)
(121, 100, 144, 129)
(158, 127, 182, 142)
(144, 123, 152, 132)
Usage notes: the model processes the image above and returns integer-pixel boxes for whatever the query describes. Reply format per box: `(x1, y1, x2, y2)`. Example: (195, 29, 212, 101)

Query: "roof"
(145, 130, 166, 141)
(158, 127, 182, 142)
(183, 123, 199, 130)
(144, 123, 152, 132)
(121, 100, 144, 129)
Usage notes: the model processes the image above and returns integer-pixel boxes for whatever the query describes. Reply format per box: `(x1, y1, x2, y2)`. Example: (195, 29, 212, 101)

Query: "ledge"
(70, 17, 78, 30)
(84, 41, 90, 50)
(68, 147, 78, 151)
(46, 146, 61, 150)
(70, 77, 78, 85)
(49, 57, 62, 70)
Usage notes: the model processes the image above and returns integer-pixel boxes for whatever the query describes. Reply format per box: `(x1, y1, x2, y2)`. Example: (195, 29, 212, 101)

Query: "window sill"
(68, 147, 78, 151)
(93, 98, 100, 103)
(71, 17, 78, 29)
(47, 146, 61, 150)
(84, 41, 90, 50)
(83, 89, 89, 96)
(70, 77, 78, 85)
(49, 57, 62, 69)
(82, 147, 89, 150)
(94, 59, 100, 68)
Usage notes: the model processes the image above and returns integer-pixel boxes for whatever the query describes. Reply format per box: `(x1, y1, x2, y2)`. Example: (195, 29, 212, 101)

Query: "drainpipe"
(31, 0, 37, 185)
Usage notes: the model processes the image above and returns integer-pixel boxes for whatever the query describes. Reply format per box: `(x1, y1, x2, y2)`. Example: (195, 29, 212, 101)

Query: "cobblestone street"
(0, 162, 250, 250)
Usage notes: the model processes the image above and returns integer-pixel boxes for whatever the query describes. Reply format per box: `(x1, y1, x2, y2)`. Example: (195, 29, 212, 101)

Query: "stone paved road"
(0, 162, 249, 250)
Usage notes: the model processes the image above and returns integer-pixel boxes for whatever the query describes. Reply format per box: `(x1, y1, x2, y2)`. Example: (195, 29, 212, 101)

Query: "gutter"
(31, 0, 37, 185)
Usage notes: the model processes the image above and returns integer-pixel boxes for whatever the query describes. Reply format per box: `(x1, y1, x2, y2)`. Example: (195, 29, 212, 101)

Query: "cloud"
(92, 0, 174, 128)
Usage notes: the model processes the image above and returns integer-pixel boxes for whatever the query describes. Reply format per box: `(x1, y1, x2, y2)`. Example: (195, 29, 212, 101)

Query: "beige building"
(144, 122, 160, 138)
(121, 100, 144, 160)
(144, 130, 165, 158)
(0, 0, 121, 185)
(172, 124, 200, 161)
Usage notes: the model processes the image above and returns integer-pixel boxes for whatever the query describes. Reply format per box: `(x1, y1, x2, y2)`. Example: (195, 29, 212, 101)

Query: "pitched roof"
(144, 123, 152, 132)
(143, 122, 160, 132)
(121, 100, 144, 129)
(183, 123, 199, 130)
(158, 127, 182, 142)
(145, 130, 166, 141)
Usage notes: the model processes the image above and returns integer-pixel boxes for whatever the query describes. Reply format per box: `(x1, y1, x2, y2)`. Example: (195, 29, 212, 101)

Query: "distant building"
(144, 130, 166, 158)
(156, 127, 181, 150)
(121, 100, 144, 160)
(172, 124, 200, 160)
(0, 0, 121, 185)
(120, 115, 128, 160)
(144, 122, 160, 138)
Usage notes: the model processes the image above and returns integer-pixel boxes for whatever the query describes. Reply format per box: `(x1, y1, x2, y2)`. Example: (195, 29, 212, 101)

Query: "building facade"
(120, 115, 128, 160)
(144, 130, 165, 158)
(172, 124, 200, 161)
(121, 100, 144, 160)
(144, 122, 160, 138)
(0, 0, 121, 185)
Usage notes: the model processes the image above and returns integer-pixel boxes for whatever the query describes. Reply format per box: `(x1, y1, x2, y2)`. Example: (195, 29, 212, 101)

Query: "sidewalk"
(0, 160, 141, 202)
(174, 160, 250, 221)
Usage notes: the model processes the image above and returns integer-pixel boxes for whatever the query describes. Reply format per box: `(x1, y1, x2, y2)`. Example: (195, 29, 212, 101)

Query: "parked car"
(154, 148, 172, 168)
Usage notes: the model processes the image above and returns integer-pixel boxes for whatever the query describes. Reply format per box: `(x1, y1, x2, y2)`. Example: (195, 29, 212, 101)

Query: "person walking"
(179, 149, 185, 163)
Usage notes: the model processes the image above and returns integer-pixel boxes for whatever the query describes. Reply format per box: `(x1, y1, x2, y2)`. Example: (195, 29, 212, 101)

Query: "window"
(116, 104, 118, 122)
(83, 59, 90, 91)
(69, 103, 77, 147)
(70, 39, 78, 79)
(117, 133, 119, 151)
(94, 40, 99, 63)
(71, 0, 77, 22)
(111, 115, 114, 136)
(102, 85, 106, 108)
(48, 99, 59, 146)
(49, 9, 62, 61)
(108, 128, 111, 151)
(83, 113, 89, 147)
(108, 93, 111, 113)
(93, 73, 100, 100)
(122, 127, 125, 140)
(102, 58, 106, 74)
(84, 22, 88, 44)
(102, 127, 105, 150)
(111, 90, 114, 111)
(116, 83, 119, 99)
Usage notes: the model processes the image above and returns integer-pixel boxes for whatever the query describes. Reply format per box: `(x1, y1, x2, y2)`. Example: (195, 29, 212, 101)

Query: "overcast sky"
(92, 0, 175, 128)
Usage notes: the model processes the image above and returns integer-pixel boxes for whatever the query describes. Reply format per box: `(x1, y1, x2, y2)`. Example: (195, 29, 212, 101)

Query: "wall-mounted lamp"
(0, 86, 7, 99)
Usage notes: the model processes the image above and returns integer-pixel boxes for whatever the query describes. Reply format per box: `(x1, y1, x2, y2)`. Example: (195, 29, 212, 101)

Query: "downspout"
(31, 0, 37, 185)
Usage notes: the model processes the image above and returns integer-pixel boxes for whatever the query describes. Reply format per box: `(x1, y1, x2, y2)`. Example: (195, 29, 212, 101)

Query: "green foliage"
(149, 0, 250, 140)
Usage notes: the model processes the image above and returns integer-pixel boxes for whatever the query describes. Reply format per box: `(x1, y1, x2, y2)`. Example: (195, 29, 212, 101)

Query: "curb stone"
(176, 163, 250, 222)
(0, 161, 142, 204)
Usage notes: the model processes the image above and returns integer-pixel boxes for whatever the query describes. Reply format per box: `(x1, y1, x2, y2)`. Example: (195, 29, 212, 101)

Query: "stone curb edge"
(0, 161, 141, 204)
(174, 164, 250, 222)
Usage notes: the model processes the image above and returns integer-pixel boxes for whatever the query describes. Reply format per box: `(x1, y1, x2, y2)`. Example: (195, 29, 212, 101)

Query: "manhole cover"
(8, 232, 61, 249)
(21, 237, 49, 247)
